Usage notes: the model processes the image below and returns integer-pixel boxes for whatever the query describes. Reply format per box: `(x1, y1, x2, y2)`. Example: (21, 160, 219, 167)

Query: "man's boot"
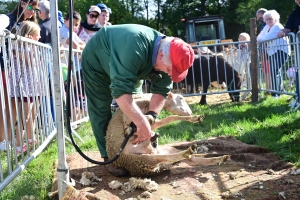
(104, 157, 129, 177)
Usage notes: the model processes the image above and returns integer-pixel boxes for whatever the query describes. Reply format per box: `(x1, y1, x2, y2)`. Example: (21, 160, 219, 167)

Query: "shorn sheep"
(106, 93, 229, 176)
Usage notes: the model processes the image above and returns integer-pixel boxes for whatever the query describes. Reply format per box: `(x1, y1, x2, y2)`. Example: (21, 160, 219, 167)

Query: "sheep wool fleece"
(82, 24, 173, 157)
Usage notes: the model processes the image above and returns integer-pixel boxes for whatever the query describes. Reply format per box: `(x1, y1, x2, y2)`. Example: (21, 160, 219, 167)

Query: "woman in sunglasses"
(0, 0, 39, 152)
(76, 5, 101, 44)
(6, 0, 39, 33)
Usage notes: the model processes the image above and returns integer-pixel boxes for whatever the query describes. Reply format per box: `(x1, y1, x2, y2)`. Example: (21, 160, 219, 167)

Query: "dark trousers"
(269, 50, 288, 97)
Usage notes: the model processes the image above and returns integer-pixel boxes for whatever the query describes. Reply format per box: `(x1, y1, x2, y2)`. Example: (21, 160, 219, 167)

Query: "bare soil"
(56, 94, 299, 200)
(61, 136, 299, 200)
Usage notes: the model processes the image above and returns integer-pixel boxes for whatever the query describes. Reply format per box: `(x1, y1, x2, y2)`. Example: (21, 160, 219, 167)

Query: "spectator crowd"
(0, 0, 300, 178)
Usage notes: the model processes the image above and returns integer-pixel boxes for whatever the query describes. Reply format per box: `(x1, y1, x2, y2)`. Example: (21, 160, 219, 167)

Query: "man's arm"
(277, 28, 291, 37)
(148, 93, 165, 114)
(116, 94, 153, 144)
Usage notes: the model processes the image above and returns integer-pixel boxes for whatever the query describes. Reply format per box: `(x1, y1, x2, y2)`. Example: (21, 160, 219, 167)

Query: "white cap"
(88, 6, 101, 14)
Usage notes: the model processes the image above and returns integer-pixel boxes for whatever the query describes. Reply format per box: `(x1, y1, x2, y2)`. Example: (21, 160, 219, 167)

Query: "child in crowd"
(59, 11, 85, 50)
(237, 32, 251, 90)
(238, 32, 250, 50)
(10, 21, 41, 154)
(59, 11, 85, 123)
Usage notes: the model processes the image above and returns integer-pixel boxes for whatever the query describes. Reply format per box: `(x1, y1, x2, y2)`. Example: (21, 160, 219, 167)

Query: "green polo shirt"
(83, 24, 172, 98)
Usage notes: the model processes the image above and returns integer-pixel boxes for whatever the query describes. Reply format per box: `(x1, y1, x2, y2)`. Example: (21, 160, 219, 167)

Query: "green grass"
(0, 95, 300, 199)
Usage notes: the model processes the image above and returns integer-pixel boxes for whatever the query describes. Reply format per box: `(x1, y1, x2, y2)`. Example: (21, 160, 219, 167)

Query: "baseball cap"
(97, 3, 108, 11)
(170, 38, 194, 82)
(87, 6, 101, 14)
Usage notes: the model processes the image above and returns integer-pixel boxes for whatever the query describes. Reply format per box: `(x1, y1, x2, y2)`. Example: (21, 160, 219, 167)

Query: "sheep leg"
(150, 115, 204, 130)
(183, 154, 230, 166)
(138, 144, 198, 165)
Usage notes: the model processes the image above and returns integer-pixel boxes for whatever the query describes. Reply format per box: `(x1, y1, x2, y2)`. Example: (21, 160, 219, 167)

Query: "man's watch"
(145, 111, 158, 125)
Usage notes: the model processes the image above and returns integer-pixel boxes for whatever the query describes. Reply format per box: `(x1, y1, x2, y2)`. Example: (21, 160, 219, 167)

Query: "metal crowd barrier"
(0, 31, 56, 191)
(0, 32, 87, 191)
(257, 32, 300, 110)
(172, 36, 300, 108)
(173, 40, 252, 102)
(59, 48, 88, 143)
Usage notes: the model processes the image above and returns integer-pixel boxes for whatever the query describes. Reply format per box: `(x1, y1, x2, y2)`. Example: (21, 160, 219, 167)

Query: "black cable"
(64, 0, 133, 165)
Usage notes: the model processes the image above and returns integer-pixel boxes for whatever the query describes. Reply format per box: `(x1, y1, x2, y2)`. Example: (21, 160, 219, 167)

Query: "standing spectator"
(10, 21, 41, 154)
(76, 5, 101, 43)
(97, 3, 112, 27)
(277, 0, 300, 99)
(257, 10, 290, 98)
(37, 1, 62, 124)
(277, 0, 300, 37)
(256, 8, 271, 91)
(58, 11, 64, 27)
(82, 24, 194, 176)
(0, 0, 39, 152)
(256, 8, 267, 33)
(59, 11, 85, 50)
(74, 6, 102, 118)
(6, 0, 39, 33)
(59, 11, 85, 123)
(0, 15, 11, 151)
(237, 32, 251, 89)
(38, 0, 62, 44)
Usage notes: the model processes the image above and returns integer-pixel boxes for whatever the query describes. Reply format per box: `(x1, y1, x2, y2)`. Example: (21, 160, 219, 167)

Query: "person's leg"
(83, 61, 112, 158)
(82, 55, 128, 177)
(269, 51, 287, 97)
(13, 99, 25, 152)
(24, 99, 38, 144)
(0, 75, 12, 151)
(295, 71, 299, 99)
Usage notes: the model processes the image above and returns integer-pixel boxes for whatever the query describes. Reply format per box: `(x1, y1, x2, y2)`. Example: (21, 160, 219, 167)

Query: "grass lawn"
(0, 95, 299, 200)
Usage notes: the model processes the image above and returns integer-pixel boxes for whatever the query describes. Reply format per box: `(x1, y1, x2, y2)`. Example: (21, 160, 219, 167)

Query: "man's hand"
(277, 29, 291, 38)
(132, 119, 152, 144)
(115, 94, 154, 144)
(277, 30, 285, 37)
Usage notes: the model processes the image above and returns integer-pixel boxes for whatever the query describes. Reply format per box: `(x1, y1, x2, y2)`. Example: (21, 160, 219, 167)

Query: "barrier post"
(250, 18, 258, 102)
(50, 0, 70, 198)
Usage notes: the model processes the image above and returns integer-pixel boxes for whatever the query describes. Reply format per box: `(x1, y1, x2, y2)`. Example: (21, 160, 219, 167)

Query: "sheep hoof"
(188, 115, 204, 123)
(182, 144, 198, 158)
(222, 155, 230, 162)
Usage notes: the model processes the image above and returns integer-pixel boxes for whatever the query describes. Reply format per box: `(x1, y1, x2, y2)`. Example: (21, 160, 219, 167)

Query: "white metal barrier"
(0, 31, 56, 191)
(173, 40, 252, 104)
(173, 36, 300, 107)
(0, 32, 88, 191)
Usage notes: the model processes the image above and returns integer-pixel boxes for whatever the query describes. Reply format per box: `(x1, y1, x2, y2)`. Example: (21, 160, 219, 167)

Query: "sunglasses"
(27, 5, 39, 13)
(89, 14, 99, 19)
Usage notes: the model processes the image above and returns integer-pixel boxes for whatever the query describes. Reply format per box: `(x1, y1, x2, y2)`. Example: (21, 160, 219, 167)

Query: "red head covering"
(170, 38, 194, 82)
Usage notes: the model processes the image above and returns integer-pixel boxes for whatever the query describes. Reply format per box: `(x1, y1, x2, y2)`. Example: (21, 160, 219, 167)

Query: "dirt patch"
(184, 93, 233, 105)
(60, 136, 299, 200)
(181, 91, 251, 105)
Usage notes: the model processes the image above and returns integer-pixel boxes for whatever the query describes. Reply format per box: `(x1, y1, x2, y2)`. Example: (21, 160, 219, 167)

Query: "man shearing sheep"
(82, 24, 194, 176)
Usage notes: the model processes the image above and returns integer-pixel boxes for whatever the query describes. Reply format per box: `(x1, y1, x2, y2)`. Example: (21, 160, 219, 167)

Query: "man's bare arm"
(148, 93, 165, 115)
(116, 94, 152, 144)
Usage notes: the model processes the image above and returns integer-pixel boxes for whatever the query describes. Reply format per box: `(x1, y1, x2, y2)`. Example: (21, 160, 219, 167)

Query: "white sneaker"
(0, 140, 11, 151)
